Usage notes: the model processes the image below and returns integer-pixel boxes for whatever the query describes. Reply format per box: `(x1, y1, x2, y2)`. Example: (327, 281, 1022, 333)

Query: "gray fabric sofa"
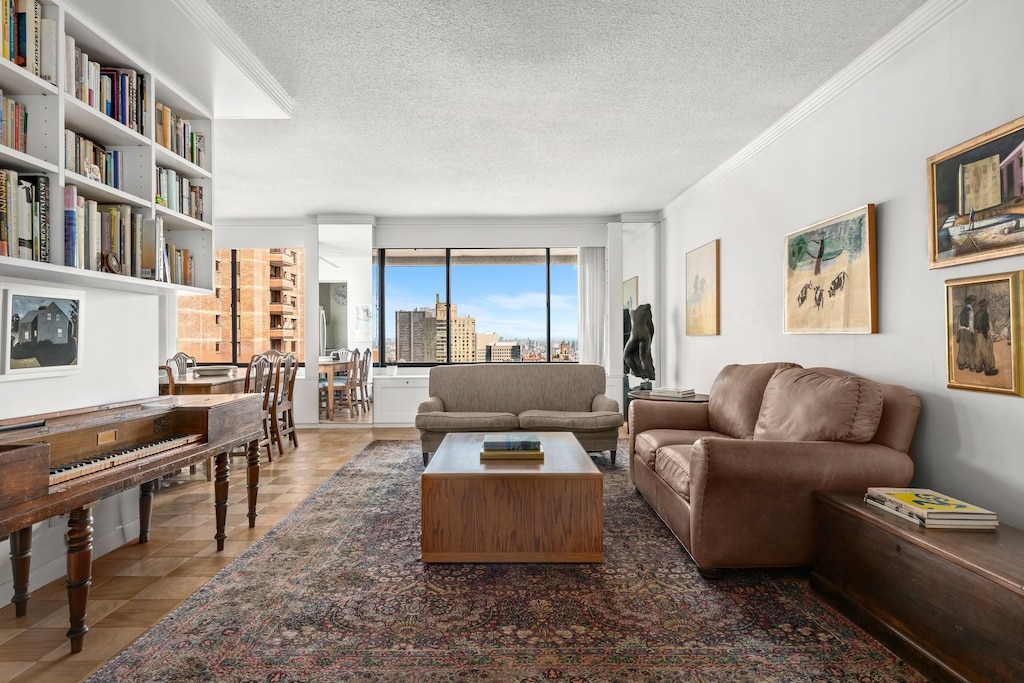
(415, 363, 623, 465)
(628, 362, 921, 573)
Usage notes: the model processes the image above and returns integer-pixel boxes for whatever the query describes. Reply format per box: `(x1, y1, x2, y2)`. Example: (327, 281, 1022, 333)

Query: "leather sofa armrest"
(417, 397, 444, 414)
(628, 400, 710, 460)
(686, 438, 914, 568)
(591, 395, 620, 412)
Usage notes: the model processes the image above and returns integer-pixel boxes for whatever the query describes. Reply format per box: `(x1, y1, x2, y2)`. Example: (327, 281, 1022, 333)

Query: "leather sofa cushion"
(654, 445, 693, 501)
(754, 367, 883, 443)
(634, 429, 723, 468)
(709, 362, 800, 439)
(519, 410, 623, 432)
(414, 412, 519, 432)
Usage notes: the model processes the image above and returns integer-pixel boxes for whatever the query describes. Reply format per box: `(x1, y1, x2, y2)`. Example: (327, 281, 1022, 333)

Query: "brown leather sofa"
(628, 362, 921, 573)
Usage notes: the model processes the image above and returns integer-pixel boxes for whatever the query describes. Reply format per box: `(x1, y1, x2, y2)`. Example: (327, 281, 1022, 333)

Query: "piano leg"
(214, 451, 229, 551)
(9, 527, 32, 617)
(138, 479, 157, 544)
(246, 438, 260, 528)
(65, 505, 94, 654)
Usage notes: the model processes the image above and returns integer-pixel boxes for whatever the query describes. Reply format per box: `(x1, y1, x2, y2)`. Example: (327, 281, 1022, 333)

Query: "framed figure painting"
(928, 114, 1024, 268)
(945, 272, 1021, 396)
(784, 204, 877, 334)
(685, 239, 719, 335)
(2, 284, 84, 379)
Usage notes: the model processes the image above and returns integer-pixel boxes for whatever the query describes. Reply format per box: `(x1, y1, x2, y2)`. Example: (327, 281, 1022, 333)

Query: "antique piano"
(0, 393, 263, 653)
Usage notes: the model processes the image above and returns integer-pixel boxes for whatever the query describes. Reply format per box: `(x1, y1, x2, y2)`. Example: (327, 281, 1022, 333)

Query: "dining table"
(159, 370, 247, 395)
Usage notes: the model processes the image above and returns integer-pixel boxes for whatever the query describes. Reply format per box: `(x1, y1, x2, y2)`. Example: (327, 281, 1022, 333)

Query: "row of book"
(156, 166, 205, 221)
(864, 487, 998, 530)
(64, 34, 146, 135)
(3, 0, 58, 85)
(156, 103, 206, 169)
(64, 129, 124, 190)
(0, 168, 48, 260)
(0, 89, 27, 152)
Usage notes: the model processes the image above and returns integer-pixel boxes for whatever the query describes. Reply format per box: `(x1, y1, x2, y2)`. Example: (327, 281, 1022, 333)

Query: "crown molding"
(171, 0, 294, 118)
(376, 216, 618, 230)
(316, 215, 378, 226)
(215, 217, 314, 229)
(661, 0, 968, 220)
(619, 212, 661, 223)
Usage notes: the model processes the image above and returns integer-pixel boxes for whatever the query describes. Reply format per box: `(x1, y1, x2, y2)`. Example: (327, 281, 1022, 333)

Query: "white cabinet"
(372, 374, 430, 426)
(0, 0, 214, 294)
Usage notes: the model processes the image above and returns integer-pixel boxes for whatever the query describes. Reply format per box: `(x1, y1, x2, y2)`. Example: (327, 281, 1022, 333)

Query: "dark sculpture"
(623, 303, 655, 384)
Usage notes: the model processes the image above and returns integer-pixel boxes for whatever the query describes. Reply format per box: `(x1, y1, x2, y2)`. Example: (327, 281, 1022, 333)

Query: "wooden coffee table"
(421, 432, 603, 563)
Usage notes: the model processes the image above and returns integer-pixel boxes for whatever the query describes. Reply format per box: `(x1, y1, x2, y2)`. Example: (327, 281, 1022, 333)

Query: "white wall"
(622, 221, 660, 390)
(0, 282, 160, 602)
(659, 0, 1024, 527)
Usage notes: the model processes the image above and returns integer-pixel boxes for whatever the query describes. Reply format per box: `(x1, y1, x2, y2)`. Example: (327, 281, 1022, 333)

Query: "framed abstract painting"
(784, 204, 877, 334)
(685, 239, 719, 336)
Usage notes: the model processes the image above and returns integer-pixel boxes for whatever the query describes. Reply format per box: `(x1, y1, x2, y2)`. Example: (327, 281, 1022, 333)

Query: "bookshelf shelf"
(0, 0, 215, 294)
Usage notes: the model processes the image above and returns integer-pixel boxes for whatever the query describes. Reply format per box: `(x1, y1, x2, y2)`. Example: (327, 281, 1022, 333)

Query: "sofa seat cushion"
(754, 367, 884, 443)
(518, 410, 623, 432)
(414, 412, 519, 432)
(634, 429, 723, 468)
(654, 445, 694, 501)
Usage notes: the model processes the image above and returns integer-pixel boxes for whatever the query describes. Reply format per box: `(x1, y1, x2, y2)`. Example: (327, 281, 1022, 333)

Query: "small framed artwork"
(928, 114, 1024, 268)
(945, 272, 1021, 396)
(2, 284, 84, 379)
(622, 276, 638, 312)
(784, 204, 877, 334)
(685, 239, 719, 335)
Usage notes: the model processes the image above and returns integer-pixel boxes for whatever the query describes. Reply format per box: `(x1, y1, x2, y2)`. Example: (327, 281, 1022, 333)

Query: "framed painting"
(928, 115, 1024, 268)
(685, 239, 719, 335)
(945, 272, 1021, 396)
(1, 284, 84, 380)
(784, 204, 877, 334)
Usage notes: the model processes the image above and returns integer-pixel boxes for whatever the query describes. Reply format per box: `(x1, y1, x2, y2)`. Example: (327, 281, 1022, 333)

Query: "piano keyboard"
(48, 434, 206, 485)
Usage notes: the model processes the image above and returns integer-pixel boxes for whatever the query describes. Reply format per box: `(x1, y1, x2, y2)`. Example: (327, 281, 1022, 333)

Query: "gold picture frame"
(928, 115, 1024, 268)
(685, 239, 719, 336)
(945, 272, 1022, 396)
(784, 205, 877, 334)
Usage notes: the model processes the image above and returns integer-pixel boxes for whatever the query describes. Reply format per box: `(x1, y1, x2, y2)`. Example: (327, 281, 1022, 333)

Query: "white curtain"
(578, 246, 607, 367)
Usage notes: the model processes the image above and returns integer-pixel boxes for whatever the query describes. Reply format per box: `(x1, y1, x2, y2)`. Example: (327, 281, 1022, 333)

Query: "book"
(483, 433, 542, 451)
(651, 387, 695, 397)
(480, 449, 544, 461)
(865, 487, 998, 521)
(864, 497, 998, 529)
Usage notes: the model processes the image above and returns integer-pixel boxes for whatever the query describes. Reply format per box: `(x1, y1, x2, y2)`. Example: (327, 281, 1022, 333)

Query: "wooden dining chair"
(159, 365, 175, 394)
(328, 348, 360, 417)
(269, 353, 299, 454)
(167, 351, 197, 377)
(236, 353, 274, 461)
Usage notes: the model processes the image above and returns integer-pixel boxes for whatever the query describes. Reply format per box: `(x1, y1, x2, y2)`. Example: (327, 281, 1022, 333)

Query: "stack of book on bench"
(864, 487, 999, 529)
(480, 433, 544, 460)
(650, 387, 694, 398)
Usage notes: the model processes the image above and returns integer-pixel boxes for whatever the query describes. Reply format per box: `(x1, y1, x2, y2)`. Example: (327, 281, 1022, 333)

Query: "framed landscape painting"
(945, 272, 1021, 396)
(685, 239, 719, 335)
(784, 204, 877, 334)
(1, 284, 84, 379)
(928, 115, 1024, 268)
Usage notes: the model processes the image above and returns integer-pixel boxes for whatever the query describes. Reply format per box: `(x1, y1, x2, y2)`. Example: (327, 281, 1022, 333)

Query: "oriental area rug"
(89, 440, 923, 683)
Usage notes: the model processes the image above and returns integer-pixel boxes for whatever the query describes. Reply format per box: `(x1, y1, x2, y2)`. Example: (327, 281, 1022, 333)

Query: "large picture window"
(177, 248, 306, 363)
(378, 247, 578, 365)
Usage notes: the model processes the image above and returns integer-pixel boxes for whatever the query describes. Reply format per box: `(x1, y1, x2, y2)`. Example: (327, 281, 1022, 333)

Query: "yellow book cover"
(480, 449, 543, 461)
(866, 487, 996, 519)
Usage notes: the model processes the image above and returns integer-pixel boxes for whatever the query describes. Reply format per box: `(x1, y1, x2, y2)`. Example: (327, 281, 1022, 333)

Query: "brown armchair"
(628, 363, 921, 573)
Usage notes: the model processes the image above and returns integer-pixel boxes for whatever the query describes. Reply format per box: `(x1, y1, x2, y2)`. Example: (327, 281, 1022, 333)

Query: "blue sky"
(381, 264, 579, 341)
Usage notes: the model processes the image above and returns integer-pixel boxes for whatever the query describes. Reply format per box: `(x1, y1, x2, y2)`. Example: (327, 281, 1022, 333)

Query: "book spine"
(0, 169, 7, 256)
(63, 184, 77, 267)
(35, 174, 47, 262)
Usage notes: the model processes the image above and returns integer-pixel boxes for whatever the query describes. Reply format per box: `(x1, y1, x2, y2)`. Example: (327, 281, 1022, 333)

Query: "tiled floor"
(0, 426, 418, 683)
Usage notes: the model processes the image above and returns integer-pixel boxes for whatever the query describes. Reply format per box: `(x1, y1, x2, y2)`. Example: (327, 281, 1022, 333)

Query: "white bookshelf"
(0, 0, 215, 293)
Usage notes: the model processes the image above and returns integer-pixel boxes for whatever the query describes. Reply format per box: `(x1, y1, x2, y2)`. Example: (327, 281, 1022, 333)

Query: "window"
(176, 248, 306, 363)
(378, 247, 578, 365)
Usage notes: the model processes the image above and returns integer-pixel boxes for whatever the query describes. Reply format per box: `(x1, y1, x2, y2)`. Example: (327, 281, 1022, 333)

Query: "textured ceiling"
(205, 0, 928, 221)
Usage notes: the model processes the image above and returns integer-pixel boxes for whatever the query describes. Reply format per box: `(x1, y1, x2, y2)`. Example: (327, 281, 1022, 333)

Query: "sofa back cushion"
(427, 363, 607, 414)
(754, 367, 883, 442)
(709, 362, 800, 438)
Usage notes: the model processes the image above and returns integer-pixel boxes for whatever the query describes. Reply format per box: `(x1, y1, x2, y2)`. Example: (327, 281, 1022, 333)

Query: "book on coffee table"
(480, 448, 544, 461)
(482, 433, 542, 451)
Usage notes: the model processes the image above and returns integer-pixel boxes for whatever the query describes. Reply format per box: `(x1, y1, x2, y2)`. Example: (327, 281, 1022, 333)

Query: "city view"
(381, 250, 579, 363)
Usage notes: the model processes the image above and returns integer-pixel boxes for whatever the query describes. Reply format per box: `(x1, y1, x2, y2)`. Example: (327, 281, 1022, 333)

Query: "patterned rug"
(89, 440, 923, 682)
